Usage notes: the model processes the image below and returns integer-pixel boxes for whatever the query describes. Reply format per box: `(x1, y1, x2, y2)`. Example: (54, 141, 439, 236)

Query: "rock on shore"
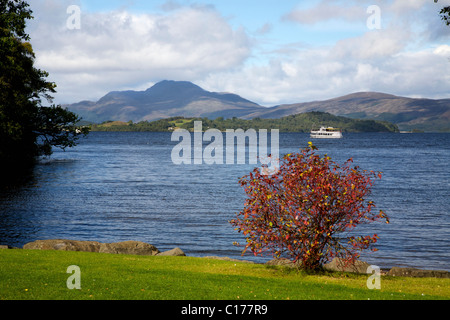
(99, 241, 160, 256)
(387, 267, 449, 278)
(21, 239, 184, 256)
(323, 257, 371, 274)
(23, 239, 102, 252)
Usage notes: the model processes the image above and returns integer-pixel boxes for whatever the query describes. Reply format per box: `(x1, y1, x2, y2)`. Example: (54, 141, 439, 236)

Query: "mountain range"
(65, 80, 450, 132)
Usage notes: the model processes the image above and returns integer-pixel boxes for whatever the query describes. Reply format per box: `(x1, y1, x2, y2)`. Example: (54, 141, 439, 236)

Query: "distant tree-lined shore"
(90, 112, 399, 133)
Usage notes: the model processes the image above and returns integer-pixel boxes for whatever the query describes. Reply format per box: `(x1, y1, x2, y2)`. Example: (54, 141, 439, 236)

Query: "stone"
(323, 257, 371, 274)
(0, 245, 11, 249)
(387, 267, 449, 278)
(265, 258, 302, 268)
(156, 247, 186, 256)
(23, 239, 101, 252)
(22, 239, 160, 256)
(99, 241, 160, 256)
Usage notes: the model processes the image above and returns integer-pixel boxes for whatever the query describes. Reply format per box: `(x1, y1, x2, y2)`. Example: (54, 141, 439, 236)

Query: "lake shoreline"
(1, 132, 448, 274)
(2, 239, 449, 278)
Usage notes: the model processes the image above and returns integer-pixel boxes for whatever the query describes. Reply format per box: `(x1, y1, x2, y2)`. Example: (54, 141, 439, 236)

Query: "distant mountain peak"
(335, 92, 401, 100)
(64, 80, 450, 131)
(145, 80, 205, 95)
(66, 80, 265, 123)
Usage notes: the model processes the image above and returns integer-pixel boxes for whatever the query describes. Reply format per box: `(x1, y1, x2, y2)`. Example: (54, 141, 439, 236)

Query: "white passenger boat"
(310, 126, 343, 139)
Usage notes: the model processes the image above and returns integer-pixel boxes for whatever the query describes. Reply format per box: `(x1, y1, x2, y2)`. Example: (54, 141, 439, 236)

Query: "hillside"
(248, 92, 450, 132)
(65, 80, 265, 124)
(65, 81, 450, 132)
(91, 112, 399, 133)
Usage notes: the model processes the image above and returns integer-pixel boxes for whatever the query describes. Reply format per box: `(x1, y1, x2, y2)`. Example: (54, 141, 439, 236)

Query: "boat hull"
(310, 126, 343, 139)
(310, 133, 343, 139)
(311, 134, 343, 139)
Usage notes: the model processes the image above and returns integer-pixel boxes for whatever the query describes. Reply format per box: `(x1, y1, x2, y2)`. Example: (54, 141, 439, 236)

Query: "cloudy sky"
(27, 0, 450, 106)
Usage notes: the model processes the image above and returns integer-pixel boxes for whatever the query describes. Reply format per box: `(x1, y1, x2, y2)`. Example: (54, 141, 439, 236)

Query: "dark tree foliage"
(441, 6, 450, 25)
(0, 0, 88, 183)
(91, 113, 399, 133)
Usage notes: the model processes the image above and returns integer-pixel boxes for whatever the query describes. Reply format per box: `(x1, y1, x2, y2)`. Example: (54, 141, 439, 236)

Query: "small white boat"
(310, 126, 343, 139)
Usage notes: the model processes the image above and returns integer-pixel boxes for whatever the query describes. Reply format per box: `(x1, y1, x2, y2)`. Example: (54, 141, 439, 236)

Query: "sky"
(26, 0, 450, 106)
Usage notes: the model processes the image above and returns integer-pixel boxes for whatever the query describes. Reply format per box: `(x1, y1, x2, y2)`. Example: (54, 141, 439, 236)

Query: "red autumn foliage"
(230, 142, 389, 270)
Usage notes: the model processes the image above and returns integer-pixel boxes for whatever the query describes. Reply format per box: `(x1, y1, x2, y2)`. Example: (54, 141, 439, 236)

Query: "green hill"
(91, 112, 399, 133)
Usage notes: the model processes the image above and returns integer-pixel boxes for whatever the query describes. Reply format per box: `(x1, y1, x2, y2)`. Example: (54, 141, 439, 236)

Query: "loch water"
(0, 132, 449, 271)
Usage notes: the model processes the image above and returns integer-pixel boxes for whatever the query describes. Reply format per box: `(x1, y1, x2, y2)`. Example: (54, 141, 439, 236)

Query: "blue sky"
(77, 0, 367, 54)
(27, 0, 450, 105)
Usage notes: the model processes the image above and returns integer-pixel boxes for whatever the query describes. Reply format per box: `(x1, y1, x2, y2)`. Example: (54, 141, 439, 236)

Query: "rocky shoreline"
(1, 239, 449, 279)
(1, 239, 186, 257)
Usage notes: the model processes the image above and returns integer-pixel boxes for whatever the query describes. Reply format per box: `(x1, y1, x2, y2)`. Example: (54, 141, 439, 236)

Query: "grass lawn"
(0, 249, 448, 300)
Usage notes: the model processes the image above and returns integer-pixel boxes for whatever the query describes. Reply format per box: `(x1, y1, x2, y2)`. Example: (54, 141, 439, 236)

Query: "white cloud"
(198, 0, 450, 105)
(284, 0, 366, 25)
(389, 0, 428, 14)
(434, 45, 450, 56)
(332, 28, 410, 60)
(25, 0, 450, 107)
(200, 42, 450, 106)
(27, 1, 251, 103)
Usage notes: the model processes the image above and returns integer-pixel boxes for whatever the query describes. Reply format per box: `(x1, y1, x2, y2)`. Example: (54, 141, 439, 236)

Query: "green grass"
(0, 249, 448, 300)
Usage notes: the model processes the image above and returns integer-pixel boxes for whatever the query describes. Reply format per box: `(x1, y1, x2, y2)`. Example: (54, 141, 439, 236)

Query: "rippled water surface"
(0, 132, 448, 270)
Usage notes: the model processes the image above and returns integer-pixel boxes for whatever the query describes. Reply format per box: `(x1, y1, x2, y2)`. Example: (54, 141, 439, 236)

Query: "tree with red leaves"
(230, 142, 389, 270)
